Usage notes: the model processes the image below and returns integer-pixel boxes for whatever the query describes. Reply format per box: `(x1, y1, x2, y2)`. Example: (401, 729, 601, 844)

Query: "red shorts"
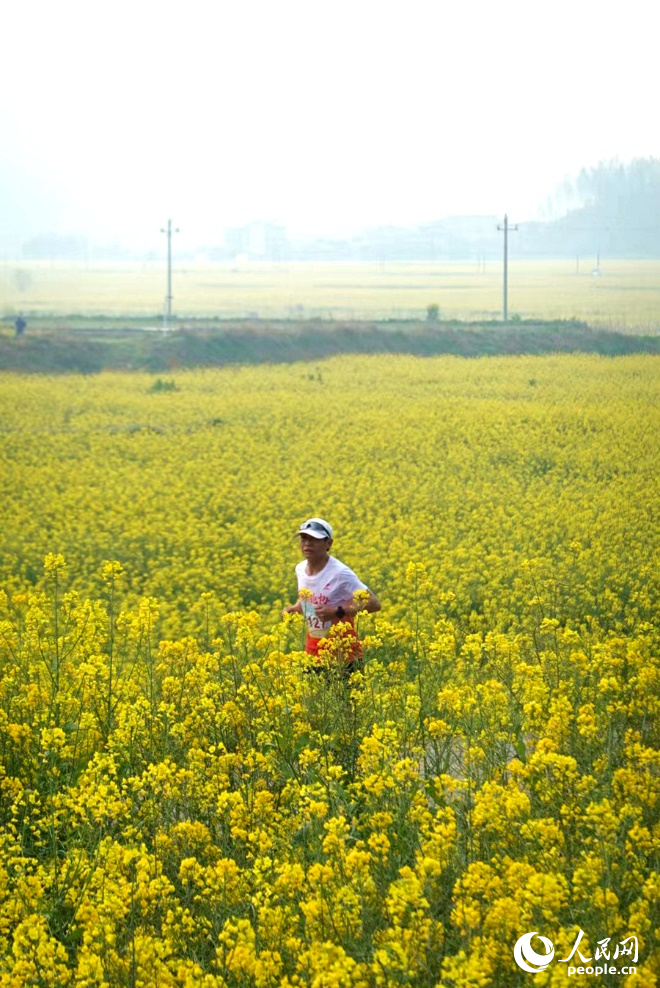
(305, 620, 362, 663)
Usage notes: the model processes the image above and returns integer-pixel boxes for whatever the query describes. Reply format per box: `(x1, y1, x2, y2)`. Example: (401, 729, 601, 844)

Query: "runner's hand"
(314, 604, 343, 622)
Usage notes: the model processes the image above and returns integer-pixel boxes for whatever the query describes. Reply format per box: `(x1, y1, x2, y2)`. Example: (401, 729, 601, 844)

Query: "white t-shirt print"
(295, 555, 368, 639)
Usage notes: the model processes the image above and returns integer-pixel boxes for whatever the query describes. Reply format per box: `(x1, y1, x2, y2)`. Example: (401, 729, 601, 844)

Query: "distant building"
(223, 222, 290, 261)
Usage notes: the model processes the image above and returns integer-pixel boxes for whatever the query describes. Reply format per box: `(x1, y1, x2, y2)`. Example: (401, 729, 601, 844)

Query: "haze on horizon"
(1, 0, 657, 256)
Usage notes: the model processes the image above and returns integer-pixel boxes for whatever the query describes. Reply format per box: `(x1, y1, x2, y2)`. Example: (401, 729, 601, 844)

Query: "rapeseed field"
(0, 354, 657, 986)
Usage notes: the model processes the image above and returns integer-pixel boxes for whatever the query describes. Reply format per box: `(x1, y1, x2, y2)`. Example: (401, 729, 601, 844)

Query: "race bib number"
(302, 600, 331, 638)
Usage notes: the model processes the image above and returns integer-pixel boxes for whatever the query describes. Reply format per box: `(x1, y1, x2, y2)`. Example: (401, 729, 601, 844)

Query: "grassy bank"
(1, 318, 658, 374)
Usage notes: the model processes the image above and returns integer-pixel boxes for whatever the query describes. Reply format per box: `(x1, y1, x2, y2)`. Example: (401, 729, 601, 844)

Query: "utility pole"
(160, 219, 179, 328)
(497, 214, 518, 321)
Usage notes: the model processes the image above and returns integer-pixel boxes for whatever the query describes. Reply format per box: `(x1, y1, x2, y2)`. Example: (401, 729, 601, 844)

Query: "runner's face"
(299, 533, 331, 560)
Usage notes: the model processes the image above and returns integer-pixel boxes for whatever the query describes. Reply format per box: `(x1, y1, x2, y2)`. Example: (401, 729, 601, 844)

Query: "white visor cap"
(295, 518, 333, 539)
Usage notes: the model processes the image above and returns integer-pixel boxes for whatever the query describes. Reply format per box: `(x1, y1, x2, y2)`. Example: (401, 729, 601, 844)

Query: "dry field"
(2, 259, 660, 331)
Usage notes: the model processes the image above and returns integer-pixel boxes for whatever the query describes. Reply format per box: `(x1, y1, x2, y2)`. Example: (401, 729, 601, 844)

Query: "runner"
(283, 517, 381, 672)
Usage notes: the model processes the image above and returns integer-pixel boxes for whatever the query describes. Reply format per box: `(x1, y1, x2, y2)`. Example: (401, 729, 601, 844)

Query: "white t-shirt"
(295, 555, 368, 639)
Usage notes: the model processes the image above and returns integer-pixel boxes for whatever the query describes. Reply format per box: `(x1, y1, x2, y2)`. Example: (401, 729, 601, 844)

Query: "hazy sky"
(1, 0, 657, 251)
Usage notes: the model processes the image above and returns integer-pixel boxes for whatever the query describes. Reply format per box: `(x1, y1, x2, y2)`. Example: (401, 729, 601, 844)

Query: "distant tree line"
(521, 157, 660, 259)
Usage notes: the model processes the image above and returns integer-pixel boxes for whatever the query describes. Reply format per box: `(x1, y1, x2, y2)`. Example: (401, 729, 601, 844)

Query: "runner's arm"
(314, 591, 380, 622)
